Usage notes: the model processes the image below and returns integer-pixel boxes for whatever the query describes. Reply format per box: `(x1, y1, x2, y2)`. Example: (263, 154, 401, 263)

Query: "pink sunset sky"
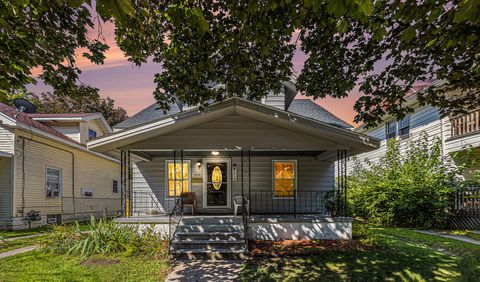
(27, 21, 429, 127)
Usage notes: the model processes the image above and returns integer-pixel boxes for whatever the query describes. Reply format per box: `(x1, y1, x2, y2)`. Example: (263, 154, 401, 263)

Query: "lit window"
(46, 167, 61, 198)
(167, 161, 190, 197)
(88, 129, 97, 139)
(398, 116, 410, 139)
(273, 161, 296, 198)
(385, 120, 397, 140)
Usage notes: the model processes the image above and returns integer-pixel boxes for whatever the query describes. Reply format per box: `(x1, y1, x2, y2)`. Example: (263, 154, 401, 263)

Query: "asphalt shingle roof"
(114, 99, 352, 130)
(287, 99, 352, 129)
(114, 103, 181, 129)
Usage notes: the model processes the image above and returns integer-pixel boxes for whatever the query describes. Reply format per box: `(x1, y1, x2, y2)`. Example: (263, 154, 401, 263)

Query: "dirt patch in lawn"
(250, 239, 373, 257)
(80, 258, 120, 266)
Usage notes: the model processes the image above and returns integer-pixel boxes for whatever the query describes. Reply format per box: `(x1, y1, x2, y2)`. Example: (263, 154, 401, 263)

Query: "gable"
(124, 115, 341, 150)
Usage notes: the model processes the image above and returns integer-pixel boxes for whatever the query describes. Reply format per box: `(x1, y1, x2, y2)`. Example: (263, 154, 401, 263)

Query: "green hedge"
(348, 133, 458, 228)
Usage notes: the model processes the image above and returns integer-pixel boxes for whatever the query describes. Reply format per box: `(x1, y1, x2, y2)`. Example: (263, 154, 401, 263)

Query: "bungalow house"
(88, 83, 379, 259)
(0, 103, 121, 229)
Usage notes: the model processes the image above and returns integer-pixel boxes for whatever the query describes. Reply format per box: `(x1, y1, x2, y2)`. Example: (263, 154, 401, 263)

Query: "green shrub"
(348, 133, 458, 228)
(44, 217, 168, 258)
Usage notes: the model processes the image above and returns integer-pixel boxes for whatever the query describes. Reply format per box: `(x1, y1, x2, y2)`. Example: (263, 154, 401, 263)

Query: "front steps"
(170, 216, 248, 260)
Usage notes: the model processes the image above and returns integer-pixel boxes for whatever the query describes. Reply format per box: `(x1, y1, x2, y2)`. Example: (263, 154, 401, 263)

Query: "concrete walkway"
(166, 260, 243, 282)
(0, 245, 39, 259)
(415, 230, 480, 245)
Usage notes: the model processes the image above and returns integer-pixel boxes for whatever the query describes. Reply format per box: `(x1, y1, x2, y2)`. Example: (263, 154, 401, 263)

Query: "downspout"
(19, 137, 75, 218)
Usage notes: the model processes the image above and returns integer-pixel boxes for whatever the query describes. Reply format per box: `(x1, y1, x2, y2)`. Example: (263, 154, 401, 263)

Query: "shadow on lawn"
(241, 247, 462, 281)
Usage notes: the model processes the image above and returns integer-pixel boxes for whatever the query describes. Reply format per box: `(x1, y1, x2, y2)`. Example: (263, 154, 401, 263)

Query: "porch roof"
(88, 98, 379, 157)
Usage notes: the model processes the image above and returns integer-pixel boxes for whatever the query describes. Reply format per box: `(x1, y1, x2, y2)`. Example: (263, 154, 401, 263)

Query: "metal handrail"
(168, 195, 184, 254)
(132, 191, 162, 215)
(249, 190, 330, 216)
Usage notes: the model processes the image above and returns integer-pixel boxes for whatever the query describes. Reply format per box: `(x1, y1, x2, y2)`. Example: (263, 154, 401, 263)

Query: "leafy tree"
(348, 133, 458, 228)
(26, 86, 128, 126)
(0, 0, 135, 103)
(2, 1, 479, 126)
(114, 0, 479, 125)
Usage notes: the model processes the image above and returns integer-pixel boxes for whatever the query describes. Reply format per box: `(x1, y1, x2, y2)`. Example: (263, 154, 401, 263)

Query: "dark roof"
(114, 103, 182, 129)
(0, 103, 83, 145)
(28, 113, 97, 118)
(115, 99, 352, 130)
(287, 99, 353, 129)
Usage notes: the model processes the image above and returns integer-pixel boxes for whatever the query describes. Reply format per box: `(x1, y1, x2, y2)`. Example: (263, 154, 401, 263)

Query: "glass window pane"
(274, 179, 295, 197)
(274, 162, 295, 179)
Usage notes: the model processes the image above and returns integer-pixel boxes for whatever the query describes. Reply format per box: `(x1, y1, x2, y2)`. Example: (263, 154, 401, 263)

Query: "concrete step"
(176, 231, 244, 241)
(171, 248, 249, 260)
(171, 240, 245, 250)
(181, 217, 242, 225)
(177, 224, 244, 233)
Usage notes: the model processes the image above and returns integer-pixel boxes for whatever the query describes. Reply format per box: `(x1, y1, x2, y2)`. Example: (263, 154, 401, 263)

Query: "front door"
(203, 158, 231, 209)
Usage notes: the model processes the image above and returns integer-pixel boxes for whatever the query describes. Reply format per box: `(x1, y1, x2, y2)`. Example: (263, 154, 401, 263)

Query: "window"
(113, 180, 118, 193)
(273, 160, 297, 198)
(88, 129, 97, 139)
(385, 120, 397, 140)
(82, 188, 93, 197)
(46, 167, 61, 198)
(166, 161, 190, 197)
(398, 116, 410, 139)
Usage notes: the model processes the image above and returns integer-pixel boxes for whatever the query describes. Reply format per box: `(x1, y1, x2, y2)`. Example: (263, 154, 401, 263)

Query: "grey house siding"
(132, 155, 334, 214)
(0, 157, 12, 226)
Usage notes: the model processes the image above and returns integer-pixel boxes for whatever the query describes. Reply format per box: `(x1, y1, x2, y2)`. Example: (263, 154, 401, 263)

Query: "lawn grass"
(0, 235, 49, 253)
(0, 250, 170, 282)
(0, 225, 52, 239)
(0, 221, 90, 239)
(241, 223, 480, 281)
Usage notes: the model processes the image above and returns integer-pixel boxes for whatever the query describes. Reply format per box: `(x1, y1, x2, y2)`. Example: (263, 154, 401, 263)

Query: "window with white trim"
(46, 167, 61, 198)
(272, 160, 297, 198)
(398, 116, 410, 139)
(166, 161, 190, 197)
(385, 120, 397, 140)
(88, 129, 97, 140)
(82, 188, 93, 197)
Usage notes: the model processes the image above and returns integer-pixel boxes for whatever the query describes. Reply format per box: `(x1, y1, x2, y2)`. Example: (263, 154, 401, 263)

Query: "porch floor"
(114, 214, 351, 224)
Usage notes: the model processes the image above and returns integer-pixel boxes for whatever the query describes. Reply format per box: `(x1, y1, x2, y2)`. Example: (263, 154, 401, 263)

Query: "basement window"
(82, 188, 93, 197)
(273, 160, 297, 198)
(46, 167, 61, 198)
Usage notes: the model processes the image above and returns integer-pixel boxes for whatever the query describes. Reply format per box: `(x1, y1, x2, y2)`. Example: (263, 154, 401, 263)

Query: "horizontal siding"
(133, 155, 334, 214)
(0, 126, 14, 154)
(14, 130, 120, 223)
(0, 157, 12, 223)
(126, 115, 340, 150)
(263, 89, 285, 110)
(349, 105, 446, 173)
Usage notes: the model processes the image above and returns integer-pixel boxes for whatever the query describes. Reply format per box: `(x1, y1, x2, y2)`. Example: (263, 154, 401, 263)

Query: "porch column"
(121, 150, 132, 218)
(336, 149, 348, 216)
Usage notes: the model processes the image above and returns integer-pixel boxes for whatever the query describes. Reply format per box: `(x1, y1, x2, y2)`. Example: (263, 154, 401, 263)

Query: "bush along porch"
(88, 98, 379, 259)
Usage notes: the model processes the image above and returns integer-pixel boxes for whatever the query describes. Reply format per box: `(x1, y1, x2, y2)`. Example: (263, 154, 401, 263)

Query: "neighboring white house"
(351, 87, 480, 180)
(0, 104, 121, 229)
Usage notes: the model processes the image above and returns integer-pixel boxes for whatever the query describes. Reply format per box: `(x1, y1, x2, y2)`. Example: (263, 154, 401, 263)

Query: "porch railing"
(168, 195, 184, 254)
(450, 109, 480, 139)
(249, 190, 331, 216)
(454, 187, 480, 216)
(132, 191, 163, 216)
